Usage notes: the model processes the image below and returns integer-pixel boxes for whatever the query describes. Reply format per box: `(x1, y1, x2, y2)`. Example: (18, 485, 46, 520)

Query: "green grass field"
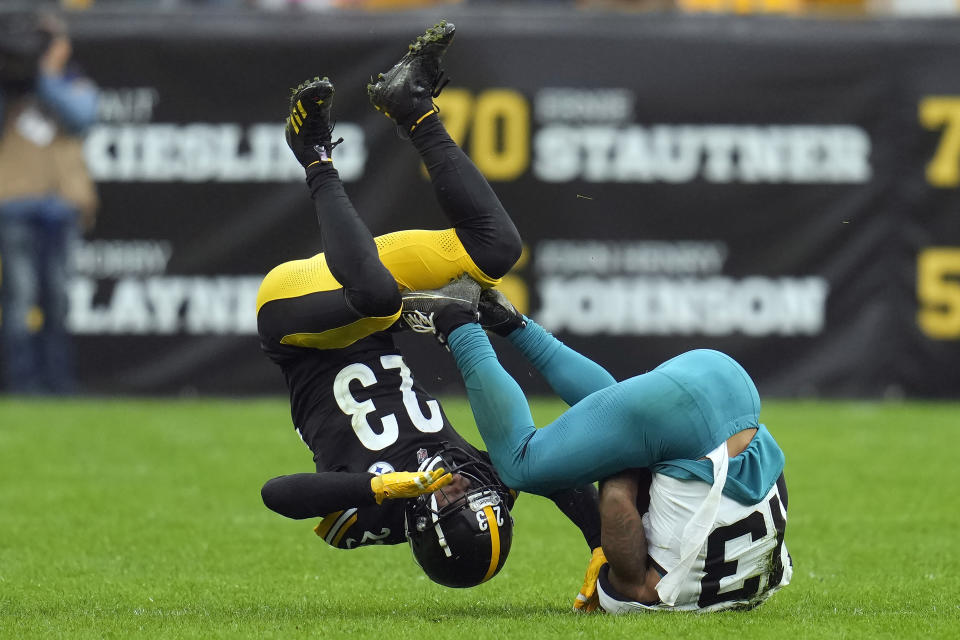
(1, 397, 958, 639)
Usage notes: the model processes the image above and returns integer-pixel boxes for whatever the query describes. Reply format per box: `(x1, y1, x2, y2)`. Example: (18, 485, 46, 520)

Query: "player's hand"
(370, 468, 453, 504)
(573, 547, 607, 613)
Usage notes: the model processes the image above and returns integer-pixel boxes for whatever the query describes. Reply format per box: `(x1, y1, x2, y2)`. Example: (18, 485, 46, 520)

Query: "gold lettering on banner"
(427, 89, 530, 182)
(919, 97, 960, 188)
(917, 247, 960, 339)
(471, 89, 529, 181)
(677, 0, 802, 13)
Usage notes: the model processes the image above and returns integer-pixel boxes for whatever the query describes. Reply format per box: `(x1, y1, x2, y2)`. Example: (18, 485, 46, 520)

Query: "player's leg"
(478, 289, 617, 404)
(258, 78, 401, 350)
(443, 322, 540, 485)
(447, 325, 685, 495)
(0, 204, 41, 392)
(291, 77, 399, 317)
(36, 198, 78, 393)
(305, 162, 399, 318)
(448, 336, 648, 494)
(410, 114, 521, 279)
(447, 325, 757, 495)
(368, 21, 521, 282)
(405, 288, 635, 496)
(445, 322, 670, 496)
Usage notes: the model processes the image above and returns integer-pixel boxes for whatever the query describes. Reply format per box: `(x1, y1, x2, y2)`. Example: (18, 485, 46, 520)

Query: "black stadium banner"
(11, 8, 960, 397)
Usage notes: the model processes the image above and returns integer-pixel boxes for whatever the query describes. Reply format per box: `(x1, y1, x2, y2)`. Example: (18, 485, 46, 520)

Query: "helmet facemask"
(404, 444, 514, 588)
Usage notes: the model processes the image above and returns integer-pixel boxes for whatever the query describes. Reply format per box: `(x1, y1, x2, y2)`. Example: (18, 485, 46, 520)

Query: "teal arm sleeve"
(507, 319, 616, 405)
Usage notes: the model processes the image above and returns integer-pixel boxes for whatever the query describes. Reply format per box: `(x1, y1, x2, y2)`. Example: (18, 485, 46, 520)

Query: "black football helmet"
(404, 444, 514, 588)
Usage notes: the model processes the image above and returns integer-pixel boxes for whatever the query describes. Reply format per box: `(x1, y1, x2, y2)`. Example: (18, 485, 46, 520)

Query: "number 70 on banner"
(919, 96, 960, 188)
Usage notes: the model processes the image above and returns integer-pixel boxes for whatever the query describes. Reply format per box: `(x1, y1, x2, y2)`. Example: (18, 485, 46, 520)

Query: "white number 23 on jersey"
(333, 355, 443, 451)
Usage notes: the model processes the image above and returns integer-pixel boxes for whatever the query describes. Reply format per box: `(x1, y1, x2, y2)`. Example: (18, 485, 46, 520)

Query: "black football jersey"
(265, 330, 483, 548)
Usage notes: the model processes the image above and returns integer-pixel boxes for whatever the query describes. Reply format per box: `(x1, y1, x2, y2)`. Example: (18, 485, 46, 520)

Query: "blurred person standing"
(0, 10, 98, 394)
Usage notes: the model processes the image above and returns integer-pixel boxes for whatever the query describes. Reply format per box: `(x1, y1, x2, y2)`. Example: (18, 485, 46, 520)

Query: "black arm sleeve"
(261, 472, 377, 519)
(635, 468, 653, 515)
(546, 483, 603, 550)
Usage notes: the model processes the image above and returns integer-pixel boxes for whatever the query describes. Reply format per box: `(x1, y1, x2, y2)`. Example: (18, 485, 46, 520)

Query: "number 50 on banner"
(918, 247, 960, 339)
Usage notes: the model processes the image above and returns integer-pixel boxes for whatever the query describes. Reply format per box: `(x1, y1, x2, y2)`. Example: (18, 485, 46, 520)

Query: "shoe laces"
(312, 119, 344, 154)
(403, 310, 438, 334)
(318, 116, 343, 143)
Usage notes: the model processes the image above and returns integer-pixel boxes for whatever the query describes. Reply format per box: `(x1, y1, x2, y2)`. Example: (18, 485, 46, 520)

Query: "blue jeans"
(0, 197, 79, 393)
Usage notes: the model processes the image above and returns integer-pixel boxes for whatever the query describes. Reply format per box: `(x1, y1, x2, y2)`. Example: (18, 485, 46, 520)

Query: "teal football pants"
(446, 321, 762, 496)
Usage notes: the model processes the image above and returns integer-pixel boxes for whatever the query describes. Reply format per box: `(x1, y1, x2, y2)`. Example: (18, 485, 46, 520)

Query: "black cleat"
(401, 274, 479, 346)
(285, 76, 344, 168)
(367, 21, 455, 133)
(478, 288, 527, 337)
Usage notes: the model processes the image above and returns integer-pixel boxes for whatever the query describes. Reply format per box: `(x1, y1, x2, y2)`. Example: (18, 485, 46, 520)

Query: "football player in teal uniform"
(400, 261, 792, 611)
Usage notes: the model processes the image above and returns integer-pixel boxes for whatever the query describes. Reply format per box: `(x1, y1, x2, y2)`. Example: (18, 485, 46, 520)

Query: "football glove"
(370, 468, 453, 504)
(573, 547, 607, 613)
(478, 288, 526, 337)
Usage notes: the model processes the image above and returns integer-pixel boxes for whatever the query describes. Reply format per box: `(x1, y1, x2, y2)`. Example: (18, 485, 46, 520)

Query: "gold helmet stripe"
(480, 505, 501, 583)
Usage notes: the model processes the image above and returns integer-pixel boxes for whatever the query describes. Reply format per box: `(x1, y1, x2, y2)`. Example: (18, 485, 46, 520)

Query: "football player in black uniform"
(257, 22, 601, 589)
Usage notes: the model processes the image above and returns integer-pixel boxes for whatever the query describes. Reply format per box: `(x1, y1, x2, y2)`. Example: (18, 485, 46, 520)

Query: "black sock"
(548, 484, 603, 550)
(304, 162, 400, 317)
(304, 161, 340, 200)
(409, 114, 521, 278)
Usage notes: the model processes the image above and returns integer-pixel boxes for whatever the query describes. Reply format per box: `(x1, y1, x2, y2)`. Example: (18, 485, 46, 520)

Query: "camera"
(0, 12, 54, 87)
